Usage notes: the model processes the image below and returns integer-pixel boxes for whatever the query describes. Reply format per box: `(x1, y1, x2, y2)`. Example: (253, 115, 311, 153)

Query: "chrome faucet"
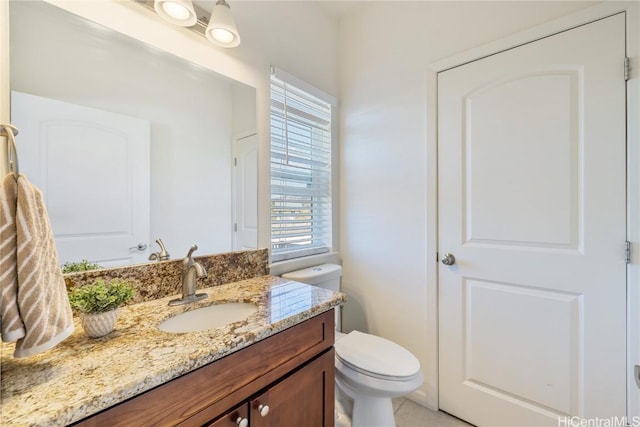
(148, 238, 170, 261)
(168, 245, 208, 306)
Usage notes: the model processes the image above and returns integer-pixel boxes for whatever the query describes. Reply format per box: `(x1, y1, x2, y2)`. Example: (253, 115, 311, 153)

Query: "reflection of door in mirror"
(11, 91, 151, 267)
(233, 132, 258, 250)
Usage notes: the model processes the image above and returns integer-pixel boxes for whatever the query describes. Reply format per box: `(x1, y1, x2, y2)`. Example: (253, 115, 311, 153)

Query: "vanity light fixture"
(205, 0, 241, 48)
(146, 0, 241, 48)
(154, 0, 197, 27)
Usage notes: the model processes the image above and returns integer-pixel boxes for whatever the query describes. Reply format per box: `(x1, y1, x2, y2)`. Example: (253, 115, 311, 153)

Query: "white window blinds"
(270, 69, 333, 262)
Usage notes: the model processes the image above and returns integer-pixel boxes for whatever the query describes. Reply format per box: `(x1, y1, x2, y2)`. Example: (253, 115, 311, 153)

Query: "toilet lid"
(334, 330, 420, 379)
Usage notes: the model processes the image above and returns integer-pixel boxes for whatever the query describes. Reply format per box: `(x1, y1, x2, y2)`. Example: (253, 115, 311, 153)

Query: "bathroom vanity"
(77, 311, 335, 426)
(0, 275, 345, 426)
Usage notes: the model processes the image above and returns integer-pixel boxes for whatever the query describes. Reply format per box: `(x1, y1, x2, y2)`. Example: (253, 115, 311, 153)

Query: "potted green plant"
(62, 259, 102, 274)
(68, 279, 135, 338)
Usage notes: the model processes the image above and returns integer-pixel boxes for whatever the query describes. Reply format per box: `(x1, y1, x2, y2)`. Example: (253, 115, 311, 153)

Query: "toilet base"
(336, 376, 397, 427)
(335, 397, 352, 427)
(352, 396, 395, 427)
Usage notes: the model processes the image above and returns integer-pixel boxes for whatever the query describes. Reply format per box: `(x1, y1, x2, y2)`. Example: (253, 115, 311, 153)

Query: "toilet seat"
(334, 330, 421, 381)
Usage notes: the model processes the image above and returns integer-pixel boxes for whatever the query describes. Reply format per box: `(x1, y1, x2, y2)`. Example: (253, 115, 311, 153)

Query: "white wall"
(338, 0, 598, 407)
(232, 84, 257, 137)
(223, 1, 339, 98)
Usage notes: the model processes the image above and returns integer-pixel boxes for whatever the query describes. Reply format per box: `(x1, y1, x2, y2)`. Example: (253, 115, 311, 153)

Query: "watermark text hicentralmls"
(558, 416, 640, 427)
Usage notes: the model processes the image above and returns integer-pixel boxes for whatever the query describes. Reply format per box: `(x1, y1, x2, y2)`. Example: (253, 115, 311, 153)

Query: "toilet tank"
(281, 264, 342, 292)
(281, 264, 343, 331)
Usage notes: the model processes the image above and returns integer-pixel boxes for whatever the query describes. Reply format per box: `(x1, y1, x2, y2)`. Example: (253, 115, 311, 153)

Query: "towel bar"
(0, 123, 19, 179)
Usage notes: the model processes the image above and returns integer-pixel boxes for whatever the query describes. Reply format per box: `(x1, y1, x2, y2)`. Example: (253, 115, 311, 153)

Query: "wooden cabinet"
(206, 349, 334, 427)
(249, 349, 334, 427)
(74, 310, 335, 427)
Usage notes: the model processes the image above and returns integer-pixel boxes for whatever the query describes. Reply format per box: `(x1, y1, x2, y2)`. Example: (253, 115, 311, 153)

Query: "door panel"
(464, 279, 580, 414)
(438, 14, 626, 426)
(11, 91, 150, 266)
(464, 71, 579, 249)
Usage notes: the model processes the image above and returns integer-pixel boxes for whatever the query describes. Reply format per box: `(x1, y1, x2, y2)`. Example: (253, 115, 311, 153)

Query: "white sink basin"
(159, 302, 258, 333)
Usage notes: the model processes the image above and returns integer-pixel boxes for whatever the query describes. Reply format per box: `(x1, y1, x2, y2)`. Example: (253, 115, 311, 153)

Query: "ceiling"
(313, 1, 368, 19)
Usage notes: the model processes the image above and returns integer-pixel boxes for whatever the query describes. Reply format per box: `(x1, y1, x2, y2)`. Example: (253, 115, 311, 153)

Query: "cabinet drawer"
(75, 310, 334, 427)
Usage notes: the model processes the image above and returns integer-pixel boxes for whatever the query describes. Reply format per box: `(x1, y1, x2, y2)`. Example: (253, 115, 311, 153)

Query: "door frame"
(231, 129, 258, 251)
(425, 1, 640, 416)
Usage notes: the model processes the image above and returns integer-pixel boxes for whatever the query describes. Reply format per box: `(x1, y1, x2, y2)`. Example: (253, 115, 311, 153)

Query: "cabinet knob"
(258, 404, 270, 417)
(234, 416, 248, 427)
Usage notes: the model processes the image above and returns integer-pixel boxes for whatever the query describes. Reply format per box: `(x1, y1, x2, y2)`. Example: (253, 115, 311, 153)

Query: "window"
(270, 68, 334, 262)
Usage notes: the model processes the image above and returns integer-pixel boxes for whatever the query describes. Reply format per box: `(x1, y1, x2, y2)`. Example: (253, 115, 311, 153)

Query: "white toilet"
(282, 264, 423, 427)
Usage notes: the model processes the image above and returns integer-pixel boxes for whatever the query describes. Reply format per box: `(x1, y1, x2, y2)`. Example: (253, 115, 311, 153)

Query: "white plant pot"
(80, 308, 119, 338)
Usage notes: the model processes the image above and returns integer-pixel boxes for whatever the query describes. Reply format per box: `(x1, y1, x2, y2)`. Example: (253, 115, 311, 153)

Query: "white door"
(232, 132, 258, 250)
(438, 14, 627, 426)
(11, 91, 150, 267)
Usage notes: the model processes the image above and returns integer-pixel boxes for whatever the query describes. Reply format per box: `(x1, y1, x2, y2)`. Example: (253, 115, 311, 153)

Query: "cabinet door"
(204, 403, 249, 427)
(250, 349, 334, 427)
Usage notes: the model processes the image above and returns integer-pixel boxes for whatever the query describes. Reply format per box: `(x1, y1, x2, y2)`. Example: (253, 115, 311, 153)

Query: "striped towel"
(0, 174, 24, 341)
(0, 173, 74, 358)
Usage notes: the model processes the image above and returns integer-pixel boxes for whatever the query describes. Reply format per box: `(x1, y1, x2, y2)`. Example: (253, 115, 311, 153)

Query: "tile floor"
(393, 398, 474, 427)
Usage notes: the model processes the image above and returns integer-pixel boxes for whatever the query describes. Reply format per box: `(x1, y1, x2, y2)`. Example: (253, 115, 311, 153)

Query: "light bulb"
(161, 2, 190, 20)
(211, 28, 234, 44)
(154, 0, 197, 26)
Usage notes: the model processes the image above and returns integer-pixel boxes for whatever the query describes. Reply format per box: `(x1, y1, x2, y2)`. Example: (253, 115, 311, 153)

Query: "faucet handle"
(155, 238, 170, 259)
(149, 238, 170, 261)
(186, 244, 198, 259)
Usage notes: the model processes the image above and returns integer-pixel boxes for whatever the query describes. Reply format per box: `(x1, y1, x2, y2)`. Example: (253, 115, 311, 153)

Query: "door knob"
(441, 253, 456, 265)
(129, 243, 147, 251)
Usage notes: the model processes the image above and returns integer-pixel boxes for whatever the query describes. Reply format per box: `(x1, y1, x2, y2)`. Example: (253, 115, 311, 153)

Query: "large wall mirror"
(9, 0, 258, 268)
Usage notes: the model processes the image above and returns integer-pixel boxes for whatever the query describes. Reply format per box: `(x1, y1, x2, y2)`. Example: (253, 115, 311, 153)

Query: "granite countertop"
(0, 275, 346, 427)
